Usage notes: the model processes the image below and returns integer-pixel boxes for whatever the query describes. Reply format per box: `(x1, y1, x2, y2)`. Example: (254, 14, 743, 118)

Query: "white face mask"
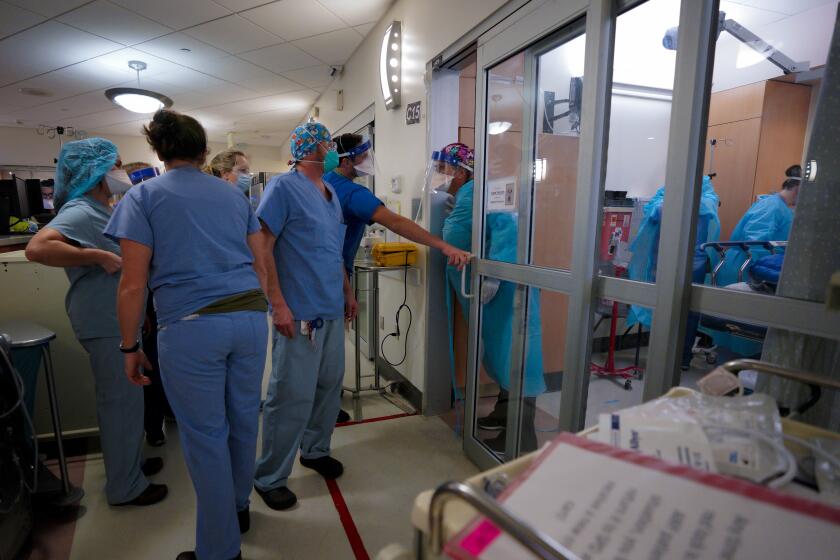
(105, 169, 132, 195)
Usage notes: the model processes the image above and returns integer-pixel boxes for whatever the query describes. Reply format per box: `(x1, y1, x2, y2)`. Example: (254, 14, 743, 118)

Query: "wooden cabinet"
(704, 80, 811, 239)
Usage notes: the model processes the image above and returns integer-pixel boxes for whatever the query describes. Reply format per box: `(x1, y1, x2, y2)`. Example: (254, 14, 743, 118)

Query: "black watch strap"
(120, 340, 141, 354)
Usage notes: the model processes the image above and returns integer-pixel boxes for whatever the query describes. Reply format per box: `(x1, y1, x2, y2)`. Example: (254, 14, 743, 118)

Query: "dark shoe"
(141, 457, 163, 476)
(114, 483, 168, 506)
(176, 553, 241, 560)
(256, 486, 297, 510)
(476, 414, 506, 431)
(238, 506, 250, 534)
(146, 431, 166, 447)
(300, 455, 343, 479)
(483, 431, 507, 455)
(336, 409, 351, 423)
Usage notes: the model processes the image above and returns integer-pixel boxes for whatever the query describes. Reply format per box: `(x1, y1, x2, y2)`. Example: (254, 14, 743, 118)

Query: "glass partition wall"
(459, 0, 840, 469)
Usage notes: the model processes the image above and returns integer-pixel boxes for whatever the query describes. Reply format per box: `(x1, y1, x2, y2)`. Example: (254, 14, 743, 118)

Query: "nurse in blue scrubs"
(325, 133, 470, 278)
(253, 123, 357, 512)
(105, 110, 270, 560)
(25, 138, 167, 507)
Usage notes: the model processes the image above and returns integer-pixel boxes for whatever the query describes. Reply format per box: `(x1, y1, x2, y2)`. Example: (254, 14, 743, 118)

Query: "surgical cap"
(290, 122, 332, 161)
(54, 138, 118, 210)
(441, 142, 474, 171)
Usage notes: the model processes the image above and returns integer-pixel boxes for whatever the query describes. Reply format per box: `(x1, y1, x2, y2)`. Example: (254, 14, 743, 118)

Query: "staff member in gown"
(254, 122, 356, 511)
(325, 133, 471, 276)
(25, 138, 167, 507)
(105, 110, 269, 560)
(716, 164, 801, 287)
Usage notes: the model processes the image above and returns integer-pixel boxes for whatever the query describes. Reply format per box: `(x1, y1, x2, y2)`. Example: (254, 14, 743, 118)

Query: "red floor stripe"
(335, 411, 416, 428)
(326, 478, 370, 560)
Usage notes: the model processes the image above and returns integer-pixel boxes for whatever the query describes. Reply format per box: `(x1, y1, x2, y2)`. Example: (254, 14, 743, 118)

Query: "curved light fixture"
(105, 61, 173, 114)
(487, 121, 512, 135)
(379, 21, 401, 110)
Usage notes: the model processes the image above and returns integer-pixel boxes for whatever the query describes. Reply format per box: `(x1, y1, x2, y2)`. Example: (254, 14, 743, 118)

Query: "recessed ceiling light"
(19, 87, 52, 97)
(180, 48, 191, 52)
(105, 60, 173, 114)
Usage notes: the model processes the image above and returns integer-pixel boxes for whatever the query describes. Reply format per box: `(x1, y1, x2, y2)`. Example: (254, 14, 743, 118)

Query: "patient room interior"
(1, 0, 840, 558)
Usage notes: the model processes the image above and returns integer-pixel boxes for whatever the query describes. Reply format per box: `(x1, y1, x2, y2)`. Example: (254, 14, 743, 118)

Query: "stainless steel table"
(0, 320, 84, 506)
(347, 261, 413, 402)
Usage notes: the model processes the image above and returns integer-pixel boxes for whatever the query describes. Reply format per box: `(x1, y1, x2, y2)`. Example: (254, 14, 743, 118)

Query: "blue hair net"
(627, 176, 721, 327)
(54, 138, 118, 210)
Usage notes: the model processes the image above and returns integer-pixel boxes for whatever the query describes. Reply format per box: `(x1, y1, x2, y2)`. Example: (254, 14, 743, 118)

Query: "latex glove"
(481, 278, 500, 305)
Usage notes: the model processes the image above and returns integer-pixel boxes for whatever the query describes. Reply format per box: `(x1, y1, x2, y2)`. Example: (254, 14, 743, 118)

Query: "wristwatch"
(119, 340, 141, 354)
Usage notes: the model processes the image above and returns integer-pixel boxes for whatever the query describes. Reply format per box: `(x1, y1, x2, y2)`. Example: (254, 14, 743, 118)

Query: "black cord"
(380, 252, 412, 367)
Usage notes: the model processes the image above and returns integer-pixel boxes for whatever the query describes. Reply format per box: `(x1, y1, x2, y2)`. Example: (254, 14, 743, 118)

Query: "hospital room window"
(680, 1, 838, 380)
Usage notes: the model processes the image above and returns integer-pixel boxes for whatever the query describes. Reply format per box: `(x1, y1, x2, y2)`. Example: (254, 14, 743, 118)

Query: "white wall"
(284, 0, 507, 390)
(0, 126, 288, 174)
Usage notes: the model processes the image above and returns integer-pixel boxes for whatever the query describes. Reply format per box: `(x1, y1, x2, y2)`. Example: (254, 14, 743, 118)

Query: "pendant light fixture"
(105, 61, 173, 114)
(487, 94, 512, 135)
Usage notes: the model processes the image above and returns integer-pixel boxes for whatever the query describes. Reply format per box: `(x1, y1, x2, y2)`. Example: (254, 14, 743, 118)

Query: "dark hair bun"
(143, 109, 207, 162)
(785, 164, 802, 178)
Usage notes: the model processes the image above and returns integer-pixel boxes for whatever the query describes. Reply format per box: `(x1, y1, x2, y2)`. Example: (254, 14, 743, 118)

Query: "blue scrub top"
(104, 166, 262, 326)
(256, 170, 346, 321)
(47, 196, 122, 340)
(323, 170, 383, 275)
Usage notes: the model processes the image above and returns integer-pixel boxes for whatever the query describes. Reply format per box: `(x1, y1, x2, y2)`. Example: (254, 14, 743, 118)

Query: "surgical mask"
(105, 170, 132, 195)
(236, 172, 252, 193)
(322, 149, 339, 173)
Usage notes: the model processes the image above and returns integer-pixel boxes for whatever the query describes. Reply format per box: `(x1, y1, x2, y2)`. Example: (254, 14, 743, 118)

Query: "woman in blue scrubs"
(25, 138, 167, 507)
(105, 110, 269, 560)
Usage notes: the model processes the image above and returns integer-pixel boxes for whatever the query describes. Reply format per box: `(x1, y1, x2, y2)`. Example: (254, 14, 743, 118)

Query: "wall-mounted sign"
(405, 100, 421, 125)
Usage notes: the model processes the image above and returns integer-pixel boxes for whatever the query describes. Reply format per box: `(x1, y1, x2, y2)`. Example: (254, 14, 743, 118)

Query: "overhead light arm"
(721, 18, 809, 74)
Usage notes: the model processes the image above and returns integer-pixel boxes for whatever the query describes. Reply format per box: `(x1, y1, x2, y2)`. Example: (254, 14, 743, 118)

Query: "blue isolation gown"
(442, 180, 546, 398)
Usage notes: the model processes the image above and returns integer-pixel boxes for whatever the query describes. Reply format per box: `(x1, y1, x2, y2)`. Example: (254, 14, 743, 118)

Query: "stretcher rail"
(700, 240, 787, 285)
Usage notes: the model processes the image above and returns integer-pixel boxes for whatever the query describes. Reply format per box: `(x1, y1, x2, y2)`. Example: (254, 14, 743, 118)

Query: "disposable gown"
(442, 180, 546, 397)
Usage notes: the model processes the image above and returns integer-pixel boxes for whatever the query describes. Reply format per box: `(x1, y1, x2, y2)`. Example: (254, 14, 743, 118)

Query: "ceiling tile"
(88, 119, 149, 136)
(145, 67, 229, 92)
(172, 83, 259, 111)
(68, 108, 137, 130)
(58, 0, 171, 46)
(354, 23, 376, 37)
(0, 2, 46, 39)
(135, 32, 230, 66)
(280, 65, 334, 88)
(316, 0, 392, 27)
(5, 0, 89, 18)
(241, 0, 345, 41)
(76, 48, 184, 82)
(292, 27, 363, 65)
(213, 0, 272, 12)
(0, 21, 122, 87)
(110, 0, 230, 30)
(0, 72, 107, 110)
(14, 89, 118, 123)
(192, 56, 303, 94)
(184, 14, 282, 54)
(239, 43, 320, 72)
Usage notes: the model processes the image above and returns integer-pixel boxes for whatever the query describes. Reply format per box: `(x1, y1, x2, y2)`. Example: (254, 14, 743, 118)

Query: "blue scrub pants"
(254, 318, 344, 491)
(158, 311, 268, 560)
(79, 337, 149, 504)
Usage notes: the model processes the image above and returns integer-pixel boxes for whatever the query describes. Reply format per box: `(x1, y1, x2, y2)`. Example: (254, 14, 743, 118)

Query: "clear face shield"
(415, 151, 471, 222)
(339, 139, 377, 177)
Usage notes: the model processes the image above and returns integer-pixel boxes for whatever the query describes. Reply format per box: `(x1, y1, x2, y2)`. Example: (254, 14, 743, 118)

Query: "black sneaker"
(114, 483, 168, 506)
(141, 457, 163, 476)
(299, 455, 344, 479)
(476, 415, 506, 431)
(256, 486, 297, 511)
(336, 409, 351, 424)
(238, 506, 250, 534)
(483, 431, 507, 456)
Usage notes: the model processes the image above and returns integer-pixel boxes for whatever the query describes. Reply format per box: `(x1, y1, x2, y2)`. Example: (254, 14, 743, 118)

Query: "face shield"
(415, 151, 473, 222)
(339, 139, 377, 177)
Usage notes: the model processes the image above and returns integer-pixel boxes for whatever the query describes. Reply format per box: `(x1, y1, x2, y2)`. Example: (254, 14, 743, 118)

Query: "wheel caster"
(624, 379, 632, 391)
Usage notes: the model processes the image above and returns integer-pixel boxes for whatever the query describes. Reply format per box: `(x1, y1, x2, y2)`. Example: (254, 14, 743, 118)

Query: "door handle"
(461, 257, 475, 299)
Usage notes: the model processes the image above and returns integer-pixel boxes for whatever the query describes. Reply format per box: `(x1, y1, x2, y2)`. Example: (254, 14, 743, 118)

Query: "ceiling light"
(19, 87, 52, 97)
(380, 21, 401, 110)
(105, 60, 173, 114)
(487, 121, 512, 135)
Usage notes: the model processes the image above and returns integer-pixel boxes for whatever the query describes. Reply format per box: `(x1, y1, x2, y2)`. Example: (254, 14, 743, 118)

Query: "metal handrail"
(700, 240, 787, 285)
(720, 359, 840, 391)
(429, 481, 577, 560)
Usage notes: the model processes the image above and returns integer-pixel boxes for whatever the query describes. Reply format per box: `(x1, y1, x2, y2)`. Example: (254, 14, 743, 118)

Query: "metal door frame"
(461, 0, 840, 469)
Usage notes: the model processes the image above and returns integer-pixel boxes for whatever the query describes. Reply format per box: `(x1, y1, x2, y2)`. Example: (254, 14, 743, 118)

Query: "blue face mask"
(236, 173, 251, 193)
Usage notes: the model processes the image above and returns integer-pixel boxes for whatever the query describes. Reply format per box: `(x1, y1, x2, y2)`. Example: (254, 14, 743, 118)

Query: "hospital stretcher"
(690, 240, 786, 365)
(406, 359, 840, 560)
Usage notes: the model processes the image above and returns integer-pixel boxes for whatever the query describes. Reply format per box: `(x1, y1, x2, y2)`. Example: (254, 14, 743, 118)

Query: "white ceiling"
(0, 0, 393, 146)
